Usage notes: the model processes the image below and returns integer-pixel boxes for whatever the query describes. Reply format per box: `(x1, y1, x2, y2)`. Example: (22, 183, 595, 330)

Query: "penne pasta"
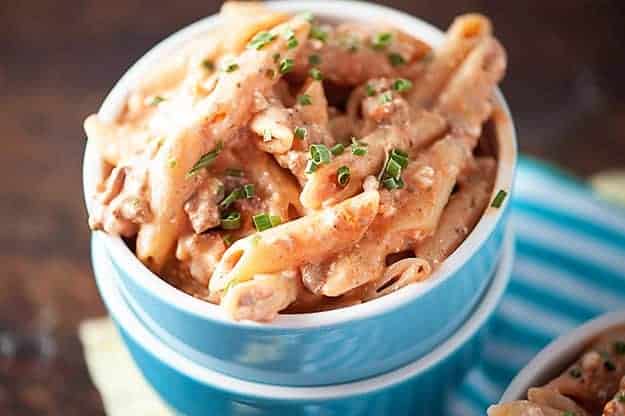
(408, 13, 492, 109)
(210, 190, 380, 293)
(414, 157, 496, 265)
(318, 135, 469, 296)
(221, 269, 299, 321)
(85, 4, 507, 321)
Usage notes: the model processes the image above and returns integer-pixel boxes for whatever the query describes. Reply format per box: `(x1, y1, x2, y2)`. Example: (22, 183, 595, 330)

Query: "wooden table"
(1, 1, 624, 414)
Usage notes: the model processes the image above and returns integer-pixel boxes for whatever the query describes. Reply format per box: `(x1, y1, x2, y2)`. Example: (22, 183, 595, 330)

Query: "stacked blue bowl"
(83, 2, 518, 414)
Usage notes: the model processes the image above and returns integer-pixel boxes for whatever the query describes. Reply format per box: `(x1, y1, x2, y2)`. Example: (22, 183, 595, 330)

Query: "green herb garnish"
(388, 52, 406, 67)
(225, 168, 244, 177)
(279, 58, 295, 74)
(614, 341, 625, 355)
(270, 215, 282, 227)
(371, 32, 392, 50)
(337, 166, 350, 187)
(294, 126, 308, 140)
(365, 84, 376, 97)
(298, 94, 312, 106)
(243, 184, 255, 199)
(148, 95, 166, 106)
(252, 213, 273, 232)
(330, 143, 345, 156)
(224, 62, 239, 72)
(309, 26, 328, 42)
(310, 68, 323, 81)
(187, 141, 223, 177)
(379, 91, 393, 104)
(491, 189, 508, 208)
(248, 31, 277, 50)
(219, 188, 243, 209)
(221, 211, 241, 230)
(310, 144, 331, 164)
(392, 78, 413, 93)
(568, 367, 582, 378)
(305, 159, 318, 174)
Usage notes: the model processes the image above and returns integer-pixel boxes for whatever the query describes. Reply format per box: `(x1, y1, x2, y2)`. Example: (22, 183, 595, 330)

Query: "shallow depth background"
(1, 0, 624, 414)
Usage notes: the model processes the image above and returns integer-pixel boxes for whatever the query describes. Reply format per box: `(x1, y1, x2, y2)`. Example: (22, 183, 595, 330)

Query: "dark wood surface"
(1, 1, 624, 414)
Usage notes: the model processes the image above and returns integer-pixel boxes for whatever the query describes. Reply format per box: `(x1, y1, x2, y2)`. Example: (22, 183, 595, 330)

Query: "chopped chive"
(287, 37, 299, 49)
(330, 143, 345, 156)
(388, 52, 406, 67)
(382, 177, 401, 190)
(310, 144, 331, 164)
(168, 158, 177, 168)
(294, 126, 308, 140)
(352, 146, 367, 156)
(614, 341, 625, 355)
(371, 32, 392, 50)
(252, 213, 273, 232)
(270, 215, 282, 227)
(279, 58, 294, 74)
(148, 95, 165, 106)
(251, 235, 261, 246)
(568, 367, 582, 378)
(337, 166, 350, 187)
(262, 128, 272, 142)
(187, 141, 223, 177)
(221, 211, 241, 230)
(248, 31, 277, 50)
(385, 158, 402, 180)
(305, 159, 318, 174)
(379, 91, 393, 104)
(392, 78, 413, 93)
(243, 184, 255, 199)
(309, 68, 323, 81)
(350, 137, 368, 156)
(219, 188, 243, 209)
(491, 189, 508, 208)
(224, 62, 239, 72)
(561, 412, 575, 416)
(225, 168, 244, 177)
(202, 59, 214, 71)
(297, 94, 312, 106)
(308, 54, 321, 65)
(273, 53, 281, 63)
(284, 28, 295, 40)
(309, 26, 328, 42)
(618, 392, 625, 403)
(365, 84, 376, 97)
(222, 234, 233, 246)
(390, 148, 409, 168)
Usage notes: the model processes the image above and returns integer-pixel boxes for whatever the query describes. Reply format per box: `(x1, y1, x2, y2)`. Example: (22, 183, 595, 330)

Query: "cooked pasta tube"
(221, 269, 298, 322)
(408, 13, 492, 109)
(487, 401, 572, 416)
(209, 190, 380, 293)
(414, 157, 495, 265)
(434, 36, 507, 142)
(135, 16, 311, 270)
(300, 110, 447, 209)
(319, 135, 469, 296)
(528, 387, 591, 416)
(363, 257, 432, 300)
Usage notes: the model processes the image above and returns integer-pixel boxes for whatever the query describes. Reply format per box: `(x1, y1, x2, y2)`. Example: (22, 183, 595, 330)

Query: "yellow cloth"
(78, 318, 174, 416)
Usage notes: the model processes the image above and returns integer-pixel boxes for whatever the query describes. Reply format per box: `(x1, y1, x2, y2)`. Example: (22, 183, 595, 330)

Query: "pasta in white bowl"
(84, 1, 509, 322)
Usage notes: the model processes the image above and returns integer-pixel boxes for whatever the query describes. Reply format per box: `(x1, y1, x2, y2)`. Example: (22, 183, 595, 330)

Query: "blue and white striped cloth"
(447, 157, 625, 416)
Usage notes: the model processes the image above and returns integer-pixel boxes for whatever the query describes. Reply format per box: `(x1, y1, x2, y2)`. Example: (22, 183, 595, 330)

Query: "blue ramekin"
(83, 0, 517, 386)
(92, 229, 514, 416)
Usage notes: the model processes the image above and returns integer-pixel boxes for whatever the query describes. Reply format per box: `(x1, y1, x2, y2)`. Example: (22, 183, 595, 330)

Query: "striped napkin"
(79, 157, 625, 416)
(447, 157, 625, 416)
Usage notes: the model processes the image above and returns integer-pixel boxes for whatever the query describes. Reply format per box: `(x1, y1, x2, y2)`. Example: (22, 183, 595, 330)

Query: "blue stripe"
(513, 199, 625, 246)
(449, 159, 625, 415)
(516, 239, 625, 297)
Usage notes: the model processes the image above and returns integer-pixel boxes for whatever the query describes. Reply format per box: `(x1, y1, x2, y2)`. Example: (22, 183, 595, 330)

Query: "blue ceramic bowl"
(83, 0, 517, 386)
(92, 229, 514, 416)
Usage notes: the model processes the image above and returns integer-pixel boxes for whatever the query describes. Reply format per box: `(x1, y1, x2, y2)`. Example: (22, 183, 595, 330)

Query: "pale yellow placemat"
(78, 317, 174, 416)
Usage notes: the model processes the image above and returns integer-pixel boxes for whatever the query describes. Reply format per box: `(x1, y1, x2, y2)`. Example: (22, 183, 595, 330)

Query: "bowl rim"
(499, 309, 625, 403)
(82, 0, 518, 329)
(93, 227, 514, 399)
